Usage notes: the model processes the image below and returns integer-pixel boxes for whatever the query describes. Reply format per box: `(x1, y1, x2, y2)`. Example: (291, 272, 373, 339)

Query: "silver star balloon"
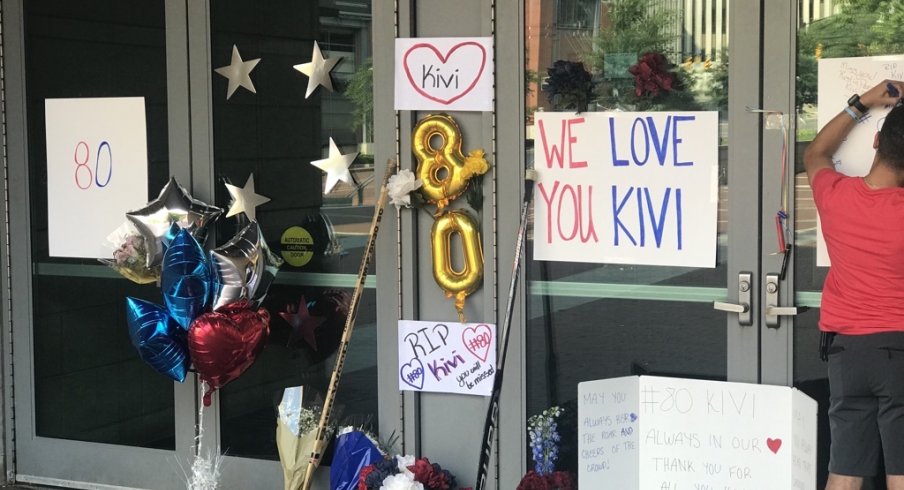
(209, 221, 283, 311)
(293, 41, 341, 98)
(311, 138, 358, 194)
(214, 45, 261, 100)
(126, 177, 223, 268)
(225, 174, 271, 222)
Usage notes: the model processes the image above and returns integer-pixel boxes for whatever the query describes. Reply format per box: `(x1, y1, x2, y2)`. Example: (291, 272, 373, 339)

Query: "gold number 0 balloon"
(413, 114, 490, 212)
(431, 210, 484, 322)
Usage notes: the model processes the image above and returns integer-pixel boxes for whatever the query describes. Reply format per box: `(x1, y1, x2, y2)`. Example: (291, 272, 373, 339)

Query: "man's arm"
(803, 80, 903, 185)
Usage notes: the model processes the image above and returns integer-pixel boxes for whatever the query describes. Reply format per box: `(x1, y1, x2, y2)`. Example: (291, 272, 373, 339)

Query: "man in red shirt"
(805, 79, 904, 490)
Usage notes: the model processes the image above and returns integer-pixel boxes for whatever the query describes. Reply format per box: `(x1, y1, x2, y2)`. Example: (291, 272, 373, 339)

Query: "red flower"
(628, 52, 677, 98)
(358, 465, 375, 490)
(517, 471, 550, 490)
(547, 471, 576, 490)
(408, 457, 436, 483)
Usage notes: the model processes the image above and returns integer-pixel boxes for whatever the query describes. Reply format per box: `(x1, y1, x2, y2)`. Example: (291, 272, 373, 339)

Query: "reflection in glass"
(25, 2, 174, 448)
(209, 1, 377, 459)
(525, 0, 729, 475)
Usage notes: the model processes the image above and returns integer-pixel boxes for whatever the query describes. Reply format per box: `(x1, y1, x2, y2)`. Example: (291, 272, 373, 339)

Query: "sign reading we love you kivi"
(394, 37, 493, 112)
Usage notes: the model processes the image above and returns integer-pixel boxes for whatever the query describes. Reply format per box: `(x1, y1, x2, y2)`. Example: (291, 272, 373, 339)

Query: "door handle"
(713, 271, 752, 326)
(765, 273, 810, 328)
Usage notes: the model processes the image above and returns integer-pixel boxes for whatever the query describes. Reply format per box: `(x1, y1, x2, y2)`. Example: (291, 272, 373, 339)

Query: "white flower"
(387, 169, 423, 209)
(396, 454, 417, 477)
(380, 473, 423, 490)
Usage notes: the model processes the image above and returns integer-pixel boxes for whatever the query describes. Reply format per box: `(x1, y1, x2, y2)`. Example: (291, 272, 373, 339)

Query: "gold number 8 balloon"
(413, 114, 490, 321)
(431, 210, 484, 322)
(413, 114, 490, 212)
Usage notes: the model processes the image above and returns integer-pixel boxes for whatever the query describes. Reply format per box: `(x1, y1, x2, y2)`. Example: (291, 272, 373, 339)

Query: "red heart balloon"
(188, 301, 270, 405)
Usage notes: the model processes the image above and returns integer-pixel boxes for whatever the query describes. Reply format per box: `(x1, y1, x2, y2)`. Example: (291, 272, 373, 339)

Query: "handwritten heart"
(403, 42, 487, 105)
(767, 437, 782, 454)
(400, 358, 425, 390)
(462, 324, 494, 362)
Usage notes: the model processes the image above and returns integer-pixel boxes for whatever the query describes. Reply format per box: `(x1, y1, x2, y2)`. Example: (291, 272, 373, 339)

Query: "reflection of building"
(528, 0, 839, 111)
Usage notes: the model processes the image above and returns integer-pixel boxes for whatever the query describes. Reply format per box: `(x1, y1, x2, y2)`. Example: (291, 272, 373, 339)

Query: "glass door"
(7, 1, 197, 488)
(788, 1, 904, 488)
(523, 0, 762, 477)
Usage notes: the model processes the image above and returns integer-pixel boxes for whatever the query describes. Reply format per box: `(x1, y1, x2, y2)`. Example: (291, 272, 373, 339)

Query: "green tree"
(343, 58, 373, 143)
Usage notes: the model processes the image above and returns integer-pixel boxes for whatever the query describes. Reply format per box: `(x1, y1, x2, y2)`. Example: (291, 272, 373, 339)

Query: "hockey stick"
(300, 158, 398, 490)
(474, 169, 537, 490)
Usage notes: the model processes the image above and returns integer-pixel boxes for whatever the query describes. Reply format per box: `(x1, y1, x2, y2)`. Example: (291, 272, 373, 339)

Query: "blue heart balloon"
(161, 228, 211, 330)
(125, 297, 189, 382)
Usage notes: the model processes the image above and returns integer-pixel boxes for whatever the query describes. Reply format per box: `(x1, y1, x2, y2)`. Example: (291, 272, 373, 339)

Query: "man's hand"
(803, 79, 904, 184)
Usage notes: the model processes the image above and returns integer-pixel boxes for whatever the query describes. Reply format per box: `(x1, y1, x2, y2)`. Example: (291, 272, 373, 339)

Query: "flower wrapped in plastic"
(330, 426, 385, 490)
(276, 386, 338, 490)
(100, 220, 159, 284)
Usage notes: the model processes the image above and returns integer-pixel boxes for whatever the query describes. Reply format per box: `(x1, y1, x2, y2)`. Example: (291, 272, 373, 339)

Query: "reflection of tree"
(344, 58, 373, 145)
(797, 0, 904, 109)
(588, 0, 695, 111)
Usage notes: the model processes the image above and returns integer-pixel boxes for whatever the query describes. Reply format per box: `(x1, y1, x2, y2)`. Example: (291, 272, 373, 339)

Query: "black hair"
(878, 104, 904, 169)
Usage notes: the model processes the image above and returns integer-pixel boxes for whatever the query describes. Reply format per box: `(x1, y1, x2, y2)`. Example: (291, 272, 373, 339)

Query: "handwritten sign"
(397, 320, 496, 396)
(578, 376, 817, 490)
(394, 37, 494, 112)
(45, 97, 149, 258)
(532, 112, 719, 267)
(815, 55, 904, 266)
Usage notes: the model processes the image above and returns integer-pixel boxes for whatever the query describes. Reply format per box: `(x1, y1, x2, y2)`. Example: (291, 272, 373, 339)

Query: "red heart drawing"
(403, 42, 487, 105)
(767, 437, 782, 454)
(188, 301, 270, 405)
(462, 323, 494, 362)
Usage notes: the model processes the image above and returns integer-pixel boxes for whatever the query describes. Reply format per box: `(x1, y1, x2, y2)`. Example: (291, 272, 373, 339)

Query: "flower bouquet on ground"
(517, 407, 576, 490)
(276, 386, 338, 490)
(357, 454, 470, 490)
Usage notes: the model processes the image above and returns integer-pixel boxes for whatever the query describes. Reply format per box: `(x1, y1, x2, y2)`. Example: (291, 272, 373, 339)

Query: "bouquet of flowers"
(542, 60, 594, 111)
(628, 52, 681, 98)
(358, 454, 467, 490)
(517, 406, 576, 490)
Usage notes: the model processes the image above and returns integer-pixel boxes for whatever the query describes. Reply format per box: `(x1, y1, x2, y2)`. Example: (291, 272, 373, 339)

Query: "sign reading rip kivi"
(398, 320, 496, 396)
(394, 37, 493, 112)
(532, 111, 719, 267)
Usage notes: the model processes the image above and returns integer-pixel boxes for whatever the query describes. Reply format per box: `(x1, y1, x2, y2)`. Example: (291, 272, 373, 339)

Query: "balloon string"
(197, 381, 206, 457)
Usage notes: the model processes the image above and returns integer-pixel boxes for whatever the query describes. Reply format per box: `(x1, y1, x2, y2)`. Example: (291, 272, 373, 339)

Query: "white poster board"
(578, 376, 817, 490)
(816, 56, 904, 265)
(394, 37, 494, 112)
(45, 97, 149, 258)
(398, 320, 496, 396)
(532, 112, 719, 267)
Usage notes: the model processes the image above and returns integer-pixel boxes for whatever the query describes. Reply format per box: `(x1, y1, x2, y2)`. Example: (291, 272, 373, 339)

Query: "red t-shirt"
(813, 167, 904, 334)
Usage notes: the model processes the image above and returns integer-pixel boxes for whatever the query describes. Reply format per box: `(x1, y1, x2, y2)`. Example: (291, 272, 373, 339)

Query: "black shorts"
(827, 331, 904, 476)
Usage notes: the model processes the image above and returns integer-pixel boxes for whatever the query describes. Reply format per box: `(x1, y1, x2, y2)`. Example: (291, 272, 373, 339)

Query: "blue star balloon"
(125, 297, 189, 382)
(162, 228, 211, 330)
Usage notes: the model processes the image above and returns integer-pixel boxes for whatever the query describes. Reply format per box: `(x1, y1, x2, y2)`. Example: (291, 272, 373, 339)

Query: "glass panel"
(793, 1, 901, 487)
(24, 2, 174, 448)
(209, 1, 376, 459)
(525, 0, 729, 475)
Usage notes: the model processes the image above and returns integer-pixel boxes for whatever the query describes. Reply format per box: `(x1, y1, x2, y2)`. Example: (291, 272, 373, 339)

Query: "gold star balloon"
(214, 45, 261, 100)
(225, 174, 271, 222)
(293, 41, 341, 98)
(310, 138, 358, 194)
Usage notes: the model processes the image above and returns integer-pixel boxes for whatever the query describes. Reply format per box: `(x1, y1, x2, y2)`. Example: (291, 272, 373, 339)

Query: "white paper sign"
(45, 97, 149, 258)
(394, 37, 494, 112)
(397, 320, 496, 396)
(578, 376, 817, 490)
(532, 112, 719, 267)
(815, 56, 904, 265)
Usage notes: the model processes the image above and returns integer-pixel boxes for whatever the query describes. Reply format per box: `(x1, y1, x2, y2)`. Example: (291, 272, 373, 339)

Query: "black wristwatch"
(848, 94, 869, 114)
